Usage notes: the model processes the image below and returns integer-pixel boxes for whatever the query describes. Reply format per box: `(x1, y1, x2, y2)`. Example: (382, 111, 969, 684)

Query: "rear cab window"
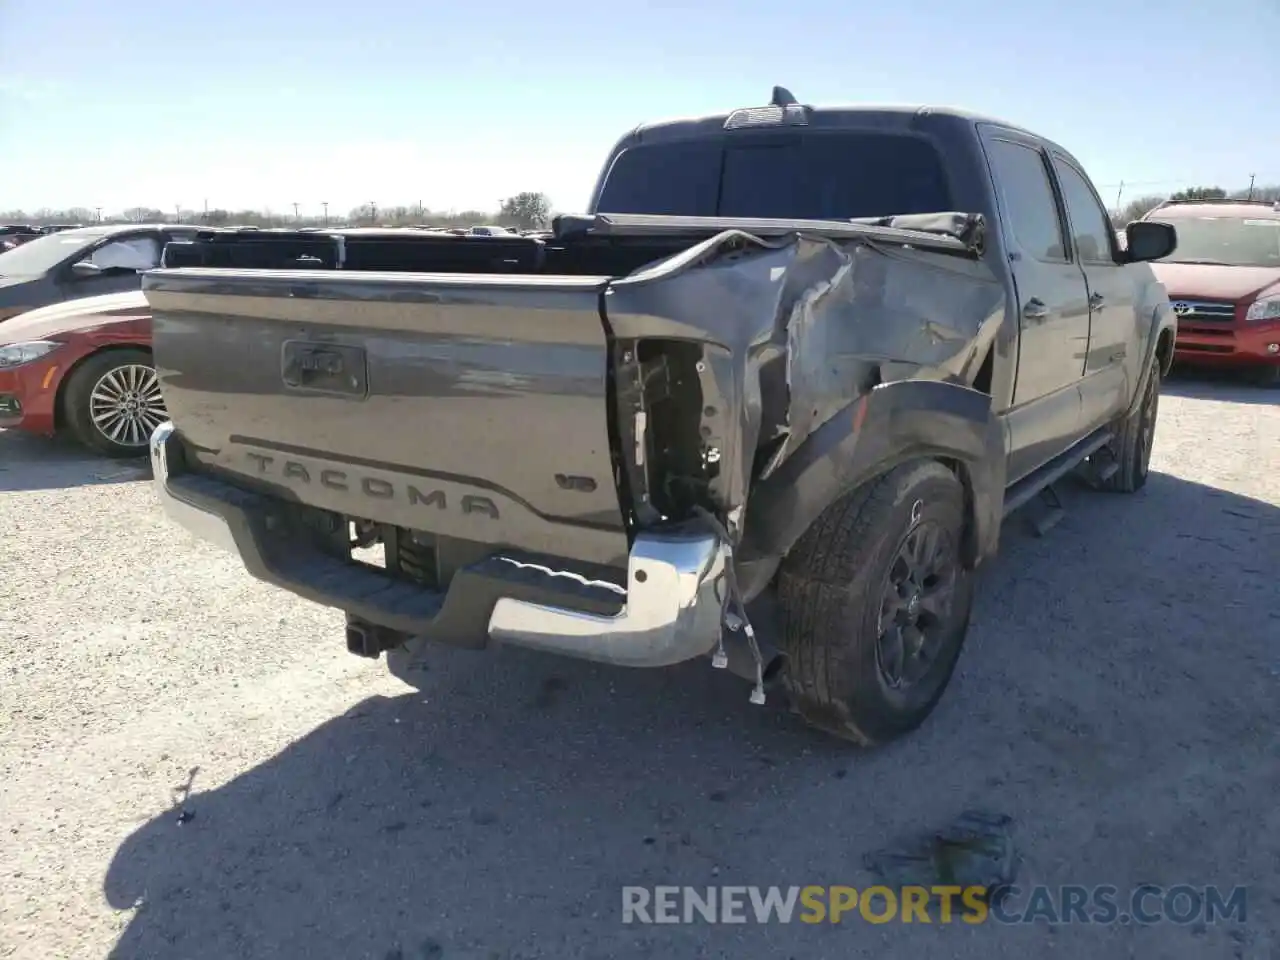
(595, 131, 952, 220)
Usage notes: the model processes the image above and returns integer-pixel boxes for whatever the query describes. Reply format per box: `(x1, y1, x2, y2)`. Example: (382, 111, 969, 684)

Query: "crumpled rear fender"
(735, 378, 1006, 600)
(603, 229, 1006, 547)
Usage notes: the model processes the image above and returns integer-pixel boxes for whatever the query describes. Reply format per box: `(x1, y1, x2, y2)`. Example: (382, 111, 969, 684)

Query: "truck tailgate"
(145, 268, 630, 568)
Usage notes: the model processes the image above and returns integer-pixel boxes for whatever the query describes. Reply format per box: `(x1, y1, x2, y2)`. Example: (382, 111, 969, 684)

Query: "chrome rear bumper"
(150, 421, 238, 554)
(149, 421, 728, 668)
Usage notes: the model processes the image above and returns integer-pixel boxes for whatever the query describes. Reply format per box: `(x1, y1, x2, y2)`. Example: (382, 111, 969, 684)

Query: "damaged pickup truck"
(145, 89, 1179, 744)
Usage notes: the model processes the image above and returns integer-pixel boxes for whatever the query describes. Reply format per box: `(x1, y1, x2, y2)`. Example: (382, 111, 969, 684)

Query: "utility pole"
(321, 201, 329, 226)
(292, 202, 300, 221)
(175, 204, 181, 223)
(1247, 174, 1256, 201)
(203, 198, 209, 222)
(94, 207, 102, 222)
(370, 201, 378, 225)
(1114, 181, 1125, 212)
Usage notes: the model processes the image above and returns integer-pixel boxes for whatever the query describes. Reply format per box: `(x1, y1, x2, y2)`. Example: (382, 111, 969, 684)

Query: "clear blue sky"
(1, 0, 1277, 217)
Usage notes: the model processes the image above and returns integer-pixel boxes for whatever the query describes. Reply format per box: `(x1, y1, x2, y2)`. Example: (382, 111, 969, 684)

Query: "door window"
(1053, 160, 1115, 263)
(86, 236, 162, 272)
(984, 139, 1068, 262)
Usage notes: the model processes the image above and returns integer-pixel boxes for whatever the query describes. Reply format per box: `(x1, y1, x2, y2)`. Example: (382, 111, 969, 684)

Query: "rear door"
(978, 128, 1092, 479)
(1050, 154, 1135, 430)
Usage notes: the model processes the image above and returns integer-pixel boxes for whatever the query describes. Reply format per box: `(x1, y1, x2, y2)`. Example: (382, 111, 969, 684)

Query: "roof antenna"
(771, 86, 797, 107)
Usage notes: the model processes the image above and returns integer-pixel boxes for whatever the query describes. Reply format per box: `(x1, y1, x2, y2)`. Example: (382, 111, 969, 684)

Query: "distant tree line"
(0, 191, 555, 232)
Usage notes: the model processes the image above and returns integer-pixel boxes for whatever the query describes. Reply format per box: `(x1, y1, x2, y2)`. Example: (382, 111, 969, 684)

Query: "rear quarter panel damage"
(604, 230, 1006, 575)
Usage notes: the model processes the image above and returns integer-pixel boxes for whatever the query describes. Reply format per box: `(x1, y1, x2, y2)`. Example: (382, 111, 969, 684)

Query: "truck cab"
(587, 94, 1178, 481)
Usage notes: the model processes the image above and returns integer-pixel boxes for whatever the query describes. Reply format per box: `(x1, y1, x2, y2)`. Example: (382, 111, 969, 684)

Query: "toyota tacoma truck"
(144, 89, 1179, 745)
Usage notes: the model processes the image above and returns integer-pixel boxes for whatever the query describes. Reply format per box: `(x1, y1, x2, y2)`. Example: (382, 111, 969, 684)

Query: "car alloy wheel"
(88, 363, 167, 449)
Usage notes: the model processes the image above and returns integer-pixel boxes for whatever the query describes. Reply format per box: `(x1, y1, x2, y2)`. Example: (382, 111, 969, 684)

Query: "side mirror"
(1124, 221, 1177, 263)
(70, 260, 104, 278)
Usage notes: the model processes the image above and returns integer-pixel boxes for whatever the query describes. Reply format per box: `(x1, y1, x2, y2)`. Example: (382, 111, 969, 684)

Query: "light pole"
(370, 202, 378, 225)
(292, 202, 300, 221)
(321, 202, 329, 226)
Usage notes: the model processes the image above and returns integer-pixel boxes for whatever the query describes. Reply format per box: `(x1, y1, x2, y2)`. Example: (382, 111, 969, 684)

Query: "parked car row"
(0, 222, 532, 455)
(0, 222, 87, 252)
(1, 226, 44, 252)
(2, 193, 1278, 462)
(0, 223, 205, 455)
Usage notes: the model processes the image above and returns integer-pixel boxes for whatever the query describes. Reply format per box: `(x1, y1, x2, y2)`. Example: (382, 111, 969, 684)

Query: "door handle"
(1089, 292, 1105, 308)
(1022, 298, 1049, 321)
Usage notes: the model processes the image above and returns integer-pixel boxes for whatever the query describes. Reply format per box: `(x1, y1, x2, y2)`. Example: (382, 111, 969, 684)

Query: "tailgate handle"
(286, 347, 345, 385)
(281, 341, 369, 398)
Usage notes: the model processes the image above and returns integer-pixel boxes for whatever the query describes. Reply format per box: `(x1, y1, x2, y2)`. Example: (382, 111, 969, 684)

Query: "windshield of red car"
(0, 231, 102, 277)
(1159, 216, 1280, 268)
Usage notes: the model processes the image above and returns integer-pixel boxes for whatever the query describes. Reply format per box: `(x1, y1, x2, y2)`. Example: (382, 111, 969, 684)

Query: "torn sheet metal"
(605, 228, 1006, 532)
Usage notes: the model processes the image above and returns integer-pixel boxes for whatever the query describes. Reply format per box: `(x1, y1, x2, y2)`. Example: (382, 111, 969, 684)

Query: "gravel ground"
(1, 372, 1277, 960)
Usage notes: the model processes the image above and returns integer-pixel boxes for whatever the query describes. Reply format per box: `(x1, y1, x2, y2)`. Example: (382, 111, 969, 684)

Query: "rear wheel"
(776, 460, 975, 746)
(62, 349, 167, 458)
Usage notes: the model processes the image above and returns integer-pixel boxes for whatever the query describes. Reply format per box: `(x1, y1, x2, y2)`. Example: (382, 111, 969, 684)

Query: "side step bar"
(1002, 427, 1114, 518)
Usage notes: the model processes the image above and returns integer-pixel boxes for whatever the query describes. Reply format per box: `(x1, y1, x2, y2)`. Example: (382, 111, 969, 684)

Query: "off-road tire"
(62, 348, 164, 458)
(776, 460, 976, 746)
(1098, 363, 1160, 493)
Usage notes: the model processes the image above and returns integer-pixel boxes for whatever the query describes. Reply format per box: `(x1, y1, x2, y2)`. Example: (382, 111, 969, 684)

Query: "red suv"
(1142, 198, 1280, 384)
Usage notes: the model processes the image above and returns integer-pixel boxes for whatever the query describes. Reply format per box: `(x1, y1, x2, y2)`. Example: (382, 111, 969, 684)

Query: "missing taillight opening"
(630, 339, 720, 522)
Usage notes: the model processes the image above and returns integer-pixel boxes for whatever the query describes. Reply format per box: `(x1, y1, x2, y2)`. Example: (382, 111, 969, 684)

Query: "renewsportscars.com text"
(621, 884, 1247, 926)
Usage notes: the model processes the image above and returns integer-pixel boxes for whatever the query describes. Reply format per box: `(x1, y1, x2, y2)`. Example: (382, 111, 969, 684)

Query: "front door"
(979, 129, 1092, 481)
(58, 233, 162, 302)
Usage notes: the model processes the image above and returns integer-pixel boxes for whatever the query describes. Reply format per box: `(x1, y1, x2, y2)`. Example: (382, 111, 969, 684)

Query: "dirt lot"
(1, 372, 1277, 960)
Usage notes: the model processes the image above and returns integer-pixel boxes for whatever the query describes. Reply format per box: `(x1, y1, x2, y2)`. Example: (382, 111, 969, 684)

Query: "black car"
(0, 223, 200, 323)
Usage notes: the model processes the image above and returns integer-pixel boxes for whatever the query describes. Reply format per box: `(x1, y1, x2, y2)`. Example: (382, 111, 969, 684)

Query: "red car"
(1142, 198, 1280, 384)
(0, 290, 162, 457)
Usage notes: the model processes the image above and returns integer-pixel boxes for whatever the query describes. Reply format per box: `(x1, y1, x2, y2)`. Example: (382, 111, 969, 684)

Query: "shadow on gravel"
(1163, 365, 1279, 406)
(0, 428, 150, 492)
(103, 472, 1279, 960)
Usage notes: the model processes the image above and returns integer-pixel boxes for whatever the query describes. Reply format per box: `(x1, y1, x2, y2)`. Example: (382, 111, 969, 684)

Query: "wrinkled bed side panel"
(604, 231, 1004, 533)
